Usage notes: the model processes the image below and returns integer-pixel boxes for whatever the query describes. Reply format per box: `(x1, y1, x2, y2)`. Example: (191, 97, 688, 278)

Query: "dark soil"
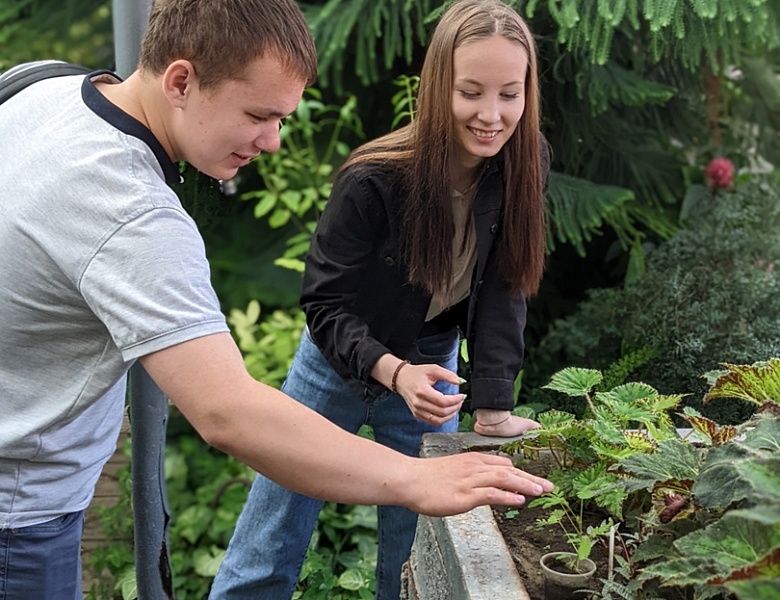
(493, 503, 611, 600)
(490, 455, 612, 599)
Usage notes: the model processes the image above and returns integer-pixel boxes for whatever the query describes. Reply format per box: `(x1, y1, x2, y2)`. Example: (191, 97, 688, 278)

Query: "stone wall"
(400, 432, 531, 600)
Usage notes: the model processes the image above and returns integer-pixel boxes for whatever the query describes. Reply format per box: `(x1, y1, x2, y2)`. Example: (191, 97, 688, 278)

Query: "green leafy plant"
(389, 74, 419, 129)
(506, 367, 684, 520)
(241, 89, 364, 273)
(496, 359, 780, 599)
(295, 503, 377, 599)
(228, 301, 305, 388)
(498, 366, 684, 575)
(529, 489, 614, 570)
(610, 359, 780, 599)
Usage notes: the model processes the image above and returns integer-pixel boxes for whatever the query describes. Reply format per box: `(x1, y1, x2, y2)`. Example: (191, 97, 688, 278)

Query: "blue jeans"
(0, 511, 84, 600)
(210, 328, 459, 600)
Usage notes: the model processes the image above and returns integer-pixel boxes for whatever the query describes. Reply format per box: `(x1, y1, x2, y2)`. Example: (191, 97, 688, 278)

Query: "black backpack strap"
(0, 60, 91, 105)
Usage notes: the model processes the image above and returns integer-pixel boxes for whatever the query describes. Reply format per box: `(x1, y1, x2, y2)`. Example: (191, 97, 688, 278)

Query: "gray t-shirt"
(0, 70, 229, 528)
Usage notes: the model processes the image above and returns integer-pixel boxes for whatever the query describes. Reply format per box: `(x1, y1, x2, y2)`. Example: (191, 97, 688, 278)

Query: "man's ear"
(162, 60, 197, 108)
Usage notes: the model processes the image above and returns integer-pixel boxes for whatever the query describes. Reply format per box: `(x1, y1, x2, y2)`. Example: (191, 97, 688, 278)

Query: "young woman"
(211, 1, 549, 598)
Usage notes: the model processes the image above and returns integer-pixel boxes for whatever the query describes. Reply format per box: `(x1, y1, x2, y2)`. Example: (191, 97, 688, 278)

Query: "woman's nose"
(478, 98, 500, 123)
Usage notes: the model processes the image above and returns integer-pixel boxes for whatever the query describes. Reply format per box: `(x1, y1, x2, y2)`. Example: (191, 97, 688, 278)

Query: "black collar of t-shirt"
(82, 70, 181, 186)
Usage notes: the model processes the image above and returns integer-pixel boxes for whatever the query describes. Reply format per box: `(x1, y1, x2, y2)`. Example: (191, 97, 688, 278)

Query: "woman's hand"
(473, 409, 540, 437)
(395, 362, 465, 425)
(371, 354, 464, 425)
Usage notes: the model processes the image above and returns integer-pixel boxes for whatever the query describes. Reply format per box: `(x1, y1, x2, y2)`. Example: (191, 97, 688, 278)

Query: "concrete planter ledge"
(401, 429, 699, 599)
(401, 432, 531, 600)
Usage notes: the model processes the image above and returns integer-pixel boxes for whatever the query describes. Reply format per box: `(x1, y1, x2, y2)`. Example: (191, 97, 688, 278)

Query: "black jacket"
(301, 155, 528, 411)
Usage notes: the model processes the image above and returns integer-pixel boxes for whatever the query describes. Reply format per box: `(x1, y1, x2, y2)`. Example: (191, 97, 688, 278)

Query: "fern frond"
(582, 63, 677, 116)
(545, 172, 636, 256)
(306, 0, 434, 91)
(536, 0, 780, 70)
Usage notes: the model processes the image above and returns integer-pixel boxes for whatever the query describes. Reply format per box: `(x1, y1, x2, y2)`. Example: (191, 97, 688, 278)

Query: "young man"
(0, 0, 552, 597)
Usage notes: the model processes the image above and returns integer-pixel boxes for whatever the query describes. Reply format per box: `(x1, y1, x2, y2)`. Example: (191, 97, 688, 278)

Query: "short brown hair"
(139, 0, 317, 89)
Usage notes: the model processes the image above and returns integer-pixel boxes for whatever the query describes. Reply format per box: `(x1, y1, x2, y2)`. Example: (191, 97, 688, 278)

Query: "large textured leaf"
(640, 516, 780, 587)
(543, 367, 602, 397)
(695, 418, 780, 508)
(618, 439, 703, 492)
(725, 578, 780, 600)
(703, 358, 780, 406)
(600, 381, 658, 404)
(729, 504, 780, 527)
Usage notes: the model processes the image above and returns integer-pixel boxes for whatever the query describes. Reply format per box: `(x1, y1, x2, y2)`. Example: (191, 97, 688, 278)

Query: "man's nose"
(254, 123, 282, 154)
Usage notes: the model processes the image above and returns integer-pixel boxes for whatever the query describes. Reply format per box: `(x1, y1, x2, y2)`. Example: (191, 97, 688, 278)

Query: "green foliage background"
(2, 0, 779, 597)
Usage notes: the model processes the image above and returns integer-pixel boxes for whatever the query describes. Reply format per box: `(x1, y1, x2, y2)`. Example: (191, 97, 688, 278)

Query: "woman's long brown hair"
(342, 0, 546, 298)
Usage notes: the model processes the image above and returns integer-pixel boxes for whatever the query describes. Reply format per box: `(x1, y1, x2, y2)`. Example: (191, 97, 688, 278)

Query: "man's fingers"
(407, 454, 555, 517)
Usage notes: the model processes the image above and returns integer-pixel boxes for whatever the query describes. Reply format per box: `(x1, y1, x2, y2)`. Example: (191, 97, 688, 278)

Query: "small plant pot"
(539, 552, 597, 600)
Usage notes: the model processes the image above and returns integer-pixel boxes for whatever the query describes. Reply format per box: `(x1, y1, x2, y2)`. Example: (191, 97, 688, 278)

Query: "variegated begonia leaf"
(728, 504, 780, 526)
(694, 418, 780, 509)
(703, 358, 780, 406)
(652, 482, 695, 524)
(641, 515, 780, 587)
(648, 393, 686, 413)
(624, 430, 657, 453)
(725, 579, 780, 600)
(717, 547, 780, 598)
(683, 413, 738, 447)
(617, 439, 704, 493)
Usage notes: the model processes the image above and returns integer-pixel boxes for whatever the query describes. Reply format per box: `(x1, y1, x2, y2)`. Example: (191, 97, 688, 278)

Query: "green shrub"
(530, 173, 780, 423)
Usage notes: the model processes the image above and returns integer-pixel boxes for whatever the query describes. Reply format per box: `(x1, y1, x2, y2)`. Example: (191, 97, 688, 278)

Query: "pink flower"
(705, 157, 734, 189)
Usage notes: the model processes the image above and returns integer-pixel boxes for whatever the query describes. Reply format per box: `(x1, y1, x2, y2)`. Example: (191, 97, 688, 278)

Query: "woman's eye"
(459, 91, 479, 99)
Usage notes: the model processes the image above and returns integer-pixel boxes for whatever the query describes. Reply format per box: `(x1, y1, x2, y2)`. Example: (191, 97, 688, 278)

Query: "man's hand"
(402, 452, 554, 516)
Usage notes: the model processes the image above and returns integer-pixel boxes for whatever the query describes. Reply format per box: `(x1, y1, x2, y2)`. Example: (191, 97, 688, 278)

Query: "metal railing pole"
(112, 0, 152, 78)
(112, 0, 174, 597)
(128, 365, 175, 599)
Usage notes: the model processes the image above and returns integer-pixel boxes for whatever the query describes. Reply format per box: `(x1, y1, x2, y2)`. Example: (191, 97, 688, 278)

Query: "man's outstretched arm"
(140, 332, 553, 516)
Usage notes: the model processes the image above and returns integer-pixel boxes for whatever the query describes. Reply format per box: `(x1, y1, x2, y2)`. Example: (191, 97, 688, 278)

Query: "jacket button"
(490, 223, 499, 234)
(384, 256, 395, 266)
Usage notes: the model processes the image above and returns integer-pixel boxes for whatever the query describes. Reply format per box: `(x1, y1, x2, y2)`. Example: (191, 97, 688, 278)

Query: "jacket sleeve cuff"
(351, 336, 391, 385)
(468, 378, 515, 411)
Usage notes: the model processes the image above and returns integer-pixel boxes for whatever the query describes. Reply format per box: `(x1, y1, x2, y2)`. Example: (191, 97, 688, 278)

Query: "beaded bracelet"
(391, 360, 410, 393)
